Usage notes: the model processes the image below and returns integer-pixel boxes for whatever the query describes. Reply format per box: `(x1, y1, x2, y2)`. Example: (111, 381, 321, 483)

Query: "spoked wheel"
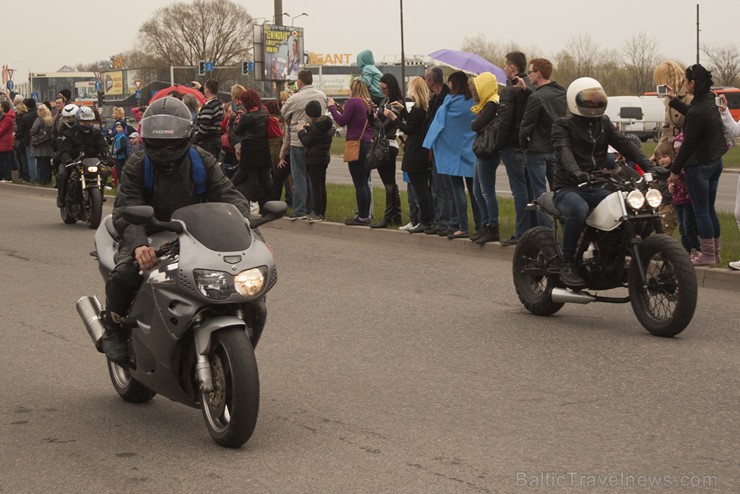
(85, 188, 103, 229)
(628, 235, 697, 337)
(107, 360, 156, 403)
(512, 227, 565, 316)
(201, 327, 259, 448)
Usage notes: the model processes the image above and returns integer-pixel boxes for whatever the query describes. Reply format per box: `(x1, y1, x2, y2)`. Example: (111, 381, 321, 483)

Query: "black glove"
(574, 170, 592, 184)
(651, 166, 670, 179)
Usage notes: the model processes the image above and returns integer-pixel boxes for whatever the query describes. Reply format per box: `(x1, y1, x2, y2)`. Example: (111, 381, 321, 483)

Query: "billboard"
(103, 71, 124, 95)
(263, 25, 304, 81)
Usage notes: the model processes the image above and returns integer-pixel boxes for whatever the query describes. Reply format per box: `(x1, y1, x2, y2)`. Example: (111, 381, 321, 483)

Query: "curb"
(264, 217, 740, 291)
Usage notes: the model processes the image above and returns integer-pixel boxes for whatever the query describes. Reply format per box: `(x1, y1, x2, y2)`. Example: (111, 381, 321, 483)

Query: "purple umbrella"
(428, 49, 507, 82)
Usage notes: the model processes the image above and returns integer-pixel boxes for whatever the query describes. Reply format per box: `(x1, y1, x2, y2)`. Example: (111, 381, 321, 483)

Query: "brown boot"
(692, 238, 717, 266)
(714, 238, 721, 263)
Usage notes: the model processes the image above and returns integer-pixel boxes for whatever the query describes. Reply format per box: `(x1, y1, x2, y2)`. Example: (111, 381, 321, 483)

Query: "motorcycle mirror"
(119, 205, 155, 225)
(249, 201, 288, 228)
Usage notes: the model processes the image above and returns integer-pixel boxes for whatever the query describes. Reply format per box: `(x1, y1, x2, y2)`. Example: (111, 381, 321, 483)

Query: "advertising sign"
(263, 25, 304, 81)
(104, 71, 124, 95)
(75, 81, 97, 101)
(315, 74, 354, 97)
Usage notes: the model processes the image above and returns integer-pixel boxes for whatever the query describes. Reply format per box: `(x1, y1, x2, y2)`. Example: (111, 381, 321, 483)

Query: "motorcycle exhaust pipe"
(77, 295, 105, 347)
(551, 288, 596, 305)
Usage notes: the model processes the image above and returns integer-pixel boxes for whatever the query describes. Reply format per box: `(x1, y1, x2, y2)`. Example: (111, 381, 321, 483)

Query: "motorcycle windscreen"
(171, 203, 252, 251)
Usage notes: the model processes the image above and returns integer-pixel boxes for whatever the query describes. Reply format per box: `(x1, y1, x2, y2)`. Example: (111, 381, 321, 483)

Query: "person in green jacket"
(357, 50, 384, 104)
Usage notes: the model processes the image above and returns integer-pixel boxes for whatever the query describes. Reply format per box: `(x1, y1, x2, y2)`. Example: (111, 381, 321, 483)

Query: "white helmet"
(61, 103, 79, 128)
(76, 106, 96, 133)
(566, 77, 608, 118)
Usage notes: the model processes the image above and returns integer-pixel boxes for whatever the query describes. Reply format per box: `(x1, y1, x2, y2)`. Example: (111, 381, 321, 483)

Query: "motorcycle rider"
(552, 77, 663, 288)
(101, 97, 252, 365)
(56, 105, 111, 207)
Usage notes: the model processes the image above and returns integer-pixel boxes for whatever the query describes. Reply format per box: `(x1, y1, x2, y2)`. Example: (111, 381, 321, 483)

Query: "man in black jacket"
(516, 58, 567, 226)
(101, 97, 251, 365)
(495, 52, 532, 245)
(552, 77, 661, 287)
(423, 66, 452, 235)
(17, 98, 39, 182)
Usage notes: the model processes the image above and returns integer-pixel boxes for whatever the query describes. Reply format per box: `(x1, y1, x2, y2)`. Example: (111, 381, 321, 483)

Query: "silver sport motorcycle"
(77, 200, 286, 448)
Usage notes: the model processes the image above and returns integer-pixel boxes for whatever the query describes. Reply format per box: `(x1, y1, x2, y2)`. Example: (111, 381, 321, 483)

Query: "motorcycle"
(512, 170, 697, 337)
(77, 200, 287, 448)
(60, 153, 105, 229)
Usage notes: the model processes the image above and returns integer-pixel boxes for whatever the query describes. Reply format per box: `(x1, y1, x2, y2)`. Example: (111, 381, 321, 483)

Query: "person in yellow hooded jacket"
(469, 71, 502, 244)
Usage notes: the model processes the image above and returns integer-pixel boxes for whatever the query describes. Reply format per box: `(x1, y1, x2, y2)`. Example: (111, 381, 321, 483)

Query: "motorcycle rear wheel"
(107, 360, 156, 403)
(201, 327, 259, 448)
(85, 188, 103, 229)
(628, 235, 697, 337)
(512, 227, 565, 316)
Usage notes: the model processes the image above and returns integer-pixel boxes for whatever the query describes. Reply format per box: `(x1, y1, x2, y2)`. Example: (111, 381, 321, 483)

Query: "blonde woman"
(654, 61, 693, 148)
(384, 77, 433, 233)
(328, 79, 374, 225)
(110, 106, 130, 136)
(30, 104, 54, 184)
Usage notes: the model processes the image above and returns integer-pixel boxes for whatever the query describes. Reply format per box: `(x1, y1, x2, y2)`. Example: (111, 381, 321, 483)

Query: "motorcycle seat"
(535, 192, 563, 219)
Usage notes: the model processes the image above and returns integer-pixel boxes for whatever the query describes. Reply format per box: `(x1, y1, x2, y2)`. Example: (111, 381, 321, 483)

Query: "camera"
(715, 96, 723, 107)
(656, 84, 668, 97)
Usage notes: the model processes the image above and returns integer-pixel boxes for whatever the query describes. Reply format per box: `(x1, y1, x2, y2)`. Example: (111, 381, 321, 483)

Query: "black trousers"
(307, 163, 328, 215)
(237, 166, 273, 208)
(105, 256, 143, 326)
(198, 139, 222, 161)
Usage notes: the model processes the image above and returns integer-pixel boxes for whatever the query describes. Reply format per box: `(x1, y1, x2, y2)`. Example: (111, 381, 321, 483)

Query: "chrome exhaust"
(551, 288, 596, 304)
(76, 295, 105, 347)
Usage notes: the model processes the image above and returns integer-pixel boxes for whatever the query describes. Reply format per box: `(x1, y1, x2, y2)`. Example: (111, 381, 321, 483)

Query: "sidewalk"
(265, 217, 740, 292)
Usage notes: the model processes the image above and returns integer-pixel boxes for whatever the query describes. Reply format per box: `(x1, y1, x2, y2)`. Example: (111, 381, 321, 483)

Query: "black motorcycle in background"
(59, 153, 105, 229)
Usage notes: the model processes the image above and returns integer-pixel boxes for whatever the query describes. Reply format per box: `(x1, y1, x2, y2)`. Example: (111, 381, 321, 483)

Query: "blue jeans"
(431, 162, 452, 229)
(25, 147, 37, 182)
(674, 203, 700, 252)
(289, 146, 308, 216)
(347, 141, 372, 218)
(525, 151, 556, 226)
(473, 154, 500, 227)
(447, 175, 469, 233)
(684, 160, 722, 239)
(500, 147, 531, 238)
(554, 187, 612, 259)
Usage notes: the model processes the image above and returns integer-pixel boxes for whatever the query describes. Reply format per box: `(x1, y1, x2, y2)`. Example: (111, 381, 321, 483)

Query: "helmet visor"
(140, 114, 193, 140)
(575, 88, 608, 117)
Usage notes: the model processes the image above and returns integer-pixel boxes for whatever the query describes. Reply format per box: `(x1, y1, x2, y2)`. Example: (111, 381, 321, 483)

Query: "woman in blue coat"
(422, 71, 478, 239)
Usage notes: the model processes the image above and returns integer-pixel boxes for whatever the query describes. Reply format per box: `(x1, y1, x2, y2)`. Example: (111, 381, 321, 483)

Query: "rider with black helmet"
(101, 97, 252, 365)
(56, 105, 111, 207)
(552, 77, 662, 288)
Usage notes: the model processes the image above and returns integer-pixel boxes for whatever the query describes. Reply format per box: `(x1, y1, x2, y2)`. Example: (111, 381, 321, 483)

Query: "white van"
(639, 96, 667, 142)
(605, 96, 648, 140)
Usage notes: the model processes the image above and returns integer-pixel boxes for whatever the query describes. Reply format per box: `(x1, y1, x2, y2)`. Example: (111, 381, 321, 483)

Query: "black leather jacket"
(519, 81, 566, 152)
(552, 114, 660, 190)
(669, 92, 728, 174)
(112, 147, 251, 255)
(494, 73, 531, 150)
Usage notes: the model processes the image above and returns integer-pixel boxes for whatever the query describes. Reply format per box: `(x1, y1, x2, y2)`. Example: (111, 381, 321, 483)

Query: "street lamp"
(291, 12, 308, 26)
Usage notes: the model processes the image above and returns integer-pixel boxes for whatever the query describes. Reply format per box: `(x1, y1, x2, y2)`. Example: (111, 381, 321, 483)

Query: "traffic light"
(97, 91, 105, 107)
(241, 61, 249, 76)
(198, 61, 206, 76)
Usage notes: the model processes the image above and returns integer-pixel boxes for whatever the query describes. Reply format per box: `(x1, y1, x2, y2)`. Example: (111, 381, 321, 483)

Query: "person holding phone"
(653, 61, 692, 151)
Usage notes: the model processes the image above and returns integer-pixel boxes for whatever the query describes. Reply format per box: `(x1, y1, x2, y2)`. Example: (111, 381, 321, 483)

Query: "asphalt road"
(0, 185, 738, 493)
(326, 157, 740, 213)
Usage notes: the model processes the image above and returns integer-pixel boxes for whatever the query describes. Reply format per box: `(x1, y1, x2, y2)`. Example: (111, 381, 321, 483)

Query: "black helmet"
(141, 97, 194, 171)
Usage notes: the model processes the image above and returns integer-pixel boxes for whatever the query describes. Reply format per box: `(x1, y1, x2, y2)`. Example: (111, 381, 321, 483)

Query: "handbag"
(267, 115, 283, 139)
(472, 119, 497, 159)
(343, 117, 369, 162)
(31, 124, 52, 146)
(365, 136, 390, 171)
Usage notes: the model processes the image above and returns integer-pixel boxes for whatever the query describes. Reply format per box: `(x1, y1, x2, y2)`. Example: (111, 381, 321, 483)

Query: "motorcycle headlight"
(86, 166, 98, 173)
(234, 268, 266, 297)
(626, 190, 645, 210)
(193, 269, 234, 300)
(645, 188, 663, 208)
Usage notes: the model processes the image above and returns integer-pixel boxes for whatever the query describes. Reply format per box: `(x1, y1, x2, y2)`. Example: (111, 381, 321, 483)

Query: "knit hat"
(59, 89, 71, 101)
(305, 100, 322, 118)
(23, 98, 37, 110)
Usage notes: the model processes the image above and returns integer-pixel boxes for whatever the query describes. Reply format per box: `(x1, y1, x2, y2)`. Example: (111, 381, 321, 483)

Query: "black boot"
(101, 312, 129, 366)
(390, 184, 402, 225)
(475, 224, 501, 245)
(560, 259, 586, 288)
(56, 186, 65, 208)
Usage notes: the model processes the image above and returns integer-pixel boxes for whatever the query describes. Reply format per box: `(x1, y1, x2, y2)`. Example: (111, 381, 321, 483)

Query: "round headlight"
(234, 268, 265, 297)
(86, 166, 98, 173)
(645, 188, 663, 208)
(626, 190, 645, 210)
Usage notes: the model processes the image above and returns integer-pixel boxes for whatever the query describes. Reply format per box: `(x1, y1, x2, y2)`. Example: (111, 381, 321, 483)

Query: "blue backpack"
(143, 147, 206, 196)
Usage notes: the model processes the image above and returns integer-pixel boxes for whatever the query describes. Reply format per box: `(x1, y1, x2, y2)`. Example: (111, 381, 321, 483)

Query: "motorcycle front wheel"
(85, 188, 103, 229)
(512, 227, 565, 316)
(628, 235, 697, 337)
(107, 360, 156, 403)
(201, 327, 259, 448)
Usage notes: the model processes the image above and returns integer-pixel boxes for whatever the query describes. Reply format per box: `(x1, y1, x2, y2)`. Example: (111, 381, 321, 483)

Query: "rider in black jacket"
(56, 106, 111, 207)
(101, 97, 252, 365)
(552, 77, 663, 288)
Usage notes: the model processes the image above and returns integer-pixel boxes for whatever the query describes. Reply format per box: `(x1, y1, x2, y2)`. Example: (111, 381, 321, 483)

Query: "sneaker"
(0, 179, 10, 183)
(689, 249, 701, 262)
(408, 223, 431, 234)
(729, 260, 740, 271)
(500, 236, 519, 246)
(306, 213, 325, 223)
(399, 222, 415, 231)
(344, 216, 371, 226)
(289, 213, 308, 221)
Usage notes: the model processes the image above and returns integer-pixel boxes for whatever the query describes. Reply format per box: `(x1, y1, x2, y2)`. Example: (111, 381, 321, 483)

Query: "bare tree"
(460, 35, 542, 73)
(702, 43, 740, 86)
(564, 33, 603, 78)
(622, 32, 661, 94)
(75, 60, 109, 72)
(139, 0, 254, 68)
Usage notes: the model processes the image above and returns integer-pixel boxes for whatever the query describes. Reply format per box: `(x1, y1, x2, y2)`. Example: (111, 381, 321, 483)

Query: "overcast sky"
(2, 0, 737, 83)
